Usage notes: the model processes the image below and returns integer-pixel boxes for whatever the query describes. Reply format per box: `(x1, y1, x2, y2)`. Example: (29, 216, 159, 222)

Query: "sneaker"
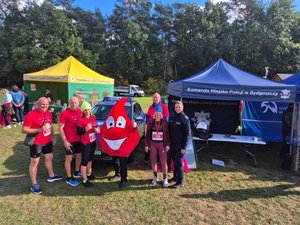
(151, 176, 159, 185)
(119, 180, 127, 189)
(87, 174, 96, 180)
(66, 178, 80, 187)
(17, 122, 22, 125)
(172, 183, 184, 189)
(109, 174, 121, 181)
(73, 171, 82, 178)
(3, 125, 11, 129)
(30, 184, 42, 194)
(47, 173, 63, 183)
(163, 178, 169, 188)
(82, 180, 93, 188)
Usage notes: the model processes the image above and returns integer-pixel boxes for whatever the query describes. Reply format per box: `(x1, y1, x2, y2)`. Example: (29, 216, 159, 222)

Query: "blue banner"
(242, 101, 288, 142)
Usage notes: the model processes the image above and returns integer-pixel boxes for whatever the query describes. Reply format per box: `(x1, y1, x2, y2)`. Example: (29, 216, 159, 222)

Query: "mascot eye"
(116, 116, 126, 128)
(106, 116, 115, 129)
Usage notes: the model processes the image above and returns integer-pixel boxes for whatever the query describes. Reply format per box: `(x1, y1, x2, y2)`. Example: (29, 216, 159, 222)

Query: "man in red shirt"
(22, 97, 63, 194)
(59, 96, 83, 187)
(147, 93, 169, 121)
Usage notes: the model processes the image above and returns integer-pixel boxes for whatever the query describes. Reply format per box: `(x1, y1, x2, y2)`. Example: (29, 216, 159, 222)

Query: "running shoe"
(30, 184, 42, 194)
(47, 173, 63, 182)
(66, 178, 80, 187)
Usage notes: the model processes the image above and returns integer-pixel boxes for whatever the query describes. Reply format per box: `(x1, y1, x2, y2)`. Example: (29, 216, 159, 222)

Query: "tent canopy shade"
(168, 59, 297, 103)
(23, 56, 114, 85)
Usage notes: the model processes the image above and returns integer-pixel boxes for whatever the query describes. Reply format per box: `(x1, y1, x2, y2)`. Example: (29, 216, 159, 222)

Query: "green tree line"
(0, 0, 299, 94)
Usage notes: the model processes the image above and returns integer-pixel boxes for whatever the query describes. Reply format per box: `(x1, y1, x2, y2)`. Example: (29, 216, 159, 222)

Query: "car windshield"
(134, 86, 142, 91)
(93, 104, 132, 120)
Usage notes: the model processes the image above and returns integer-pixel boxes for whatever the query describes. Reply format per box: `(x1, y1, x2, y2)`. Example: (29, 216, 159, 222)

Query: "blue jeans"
(13, 105, 24, 123)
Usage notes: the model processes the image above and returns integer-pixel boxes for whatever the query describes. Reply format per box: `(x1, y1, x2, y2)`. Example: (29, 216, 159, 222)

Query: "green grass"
(134, 96, 152, 112)
(0, 97, 300, 224)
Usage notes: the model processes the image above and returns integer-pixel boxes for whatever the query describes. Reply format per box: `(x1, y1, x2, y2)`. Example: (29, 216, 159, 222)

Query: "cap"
(81, 101, 92, 111)
(154, 104, 162, 113)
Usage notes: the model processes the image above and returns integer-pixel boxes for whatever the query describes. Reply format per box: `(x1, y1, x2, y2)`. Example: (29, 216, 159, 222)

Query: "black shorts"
(30, 142, 53, 158)
(65, 141, 82, 155)
(81, 142, 96, 166)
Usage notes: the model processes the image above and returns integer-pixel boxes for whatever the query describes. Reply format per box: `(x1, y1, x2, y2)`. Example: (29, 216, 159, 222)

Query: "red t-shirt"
(77, 116, 97, 145)
(59, 108, 82, 142)
(23, 109, 53, 145)
(147, 103, 169, 121)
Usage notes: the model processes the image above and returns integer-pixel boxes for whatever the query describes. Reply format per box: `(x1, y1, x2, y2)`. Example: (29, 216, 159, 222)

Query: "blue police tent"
(282, 71, 300, 101)
(168, 59, 297, 136)
(242, 71, 300, 143)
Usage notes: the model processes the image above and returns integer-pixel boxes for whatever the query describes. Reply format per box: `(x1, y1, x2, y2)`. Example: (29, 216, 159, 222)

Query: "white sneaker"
(151, 176, 159, 185)
(163, 178, 168, 188)
(3, 125, 11, 129)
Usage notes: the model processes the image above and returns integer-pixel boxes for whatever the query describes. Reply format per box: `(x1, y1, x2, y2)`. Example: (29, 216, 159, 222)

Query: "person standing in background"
(1, 88, 13, 129)
(45, 88, 54, 102)
(10, 85, 25, 125)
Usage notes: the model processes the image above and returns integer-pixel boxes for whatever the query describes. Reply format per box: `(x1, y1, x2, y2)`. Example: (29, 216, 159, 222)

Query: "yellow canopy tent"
(23, 56, 114, 107)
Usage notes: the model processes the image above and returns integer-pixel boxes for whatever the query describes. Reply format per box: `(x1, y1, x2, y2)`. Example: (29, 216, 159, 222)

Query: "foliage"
(0, 0, 300, 87)
(142, 77, 168, 95)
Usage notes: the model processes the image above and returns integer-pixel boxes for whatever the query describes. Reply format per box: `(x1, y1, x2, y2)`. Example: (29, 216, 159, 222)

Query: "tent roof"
(168, 59, 297, 102)
(281, 71, 300, 101)
(23, 56, 114, 84)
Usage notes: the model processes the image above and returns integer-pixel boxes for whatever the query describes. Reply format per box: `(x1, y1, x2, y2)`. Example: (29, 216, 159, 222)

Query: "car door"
(133, 102, 146, 137)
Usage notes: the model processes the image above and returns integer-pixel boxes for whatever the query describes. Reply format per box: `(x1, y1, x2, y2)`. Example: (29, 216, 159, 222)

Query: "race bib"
(152, 131, 163, 141)
(89, 133, 96, 142)
(43, 124, 52, 137)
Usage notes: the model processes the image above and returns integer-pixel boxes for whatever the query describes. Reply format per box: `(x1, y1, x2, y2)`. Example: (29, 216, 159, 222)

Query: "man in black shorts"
(22, 97, 63, 194)
(58, 97, 83, 186)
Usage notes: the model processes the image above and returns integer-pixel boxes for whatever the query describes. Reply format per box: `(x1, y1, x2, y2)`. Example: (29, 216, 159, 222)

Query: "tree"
(264, 0, 300, 74)
(0, 1, 93, 86)
(224, 0, 267, 75)
(107, 0, 154, 84)
(151, 3, 175, 81)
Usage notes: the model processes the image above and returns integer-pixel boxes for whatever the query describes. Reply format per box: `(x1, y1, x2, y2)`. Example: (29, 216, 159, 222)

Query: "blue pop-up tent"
(242, 70, 300, 143)
(168, 59, 297, 138)
(168, 59, 297, 102)
(281, 71, 300, 101)
(168, 59, 298, 170)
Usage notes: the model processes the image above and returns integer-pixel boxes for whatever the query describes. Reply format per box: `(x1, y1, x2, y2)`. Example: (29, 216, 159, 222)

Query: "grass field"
(0, 97, 300, 225)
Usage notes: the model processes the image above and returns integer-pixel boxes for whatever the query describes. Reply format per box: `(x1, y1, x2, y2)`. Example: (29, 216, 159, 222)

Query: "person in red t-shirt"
(59, 96, 83, 187)
(76, 101, 100, 187)
(22, 97, 63, 194)
(137, 92, 169, 169)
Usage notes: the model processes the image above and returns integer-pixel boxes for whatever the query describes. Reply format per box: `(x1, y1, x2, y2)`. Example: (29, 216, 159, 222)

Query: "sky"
(72, 0, 300, 16)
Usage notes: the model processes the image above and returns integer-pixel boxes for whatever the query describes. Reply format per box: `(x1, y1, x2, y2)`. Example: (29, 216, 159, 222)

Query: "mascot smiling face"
(99, 98, 140, 157)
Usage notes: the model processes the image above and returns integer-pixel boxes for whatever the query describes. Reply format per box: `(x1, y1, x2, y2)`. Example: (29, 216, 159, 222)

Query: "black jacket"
(169, 112, 190, 149)
(282, 106, 293, 138)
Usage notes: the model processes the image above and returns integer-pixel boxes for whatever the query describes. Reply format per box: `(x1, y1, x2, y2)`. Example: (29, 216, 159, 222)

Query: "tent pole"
(290, 103, 297, 171)
(293, 103, 299, 171)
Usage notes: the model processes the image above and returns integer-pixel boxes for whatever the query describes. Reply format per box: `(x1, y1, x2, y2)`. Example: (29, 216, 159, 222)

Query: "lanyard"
(155, 121, 161, 133)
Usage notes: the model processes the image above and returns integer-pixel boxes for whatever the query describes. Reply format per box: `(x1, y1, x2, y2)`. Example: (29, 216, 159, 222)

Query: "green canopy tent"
(23, 56, 114, 109)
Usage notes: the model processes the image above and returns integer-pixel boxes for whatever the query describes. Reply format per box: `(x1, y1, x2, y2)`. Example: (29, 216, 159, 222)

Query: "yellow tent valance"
(23, 56, 114, 84)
